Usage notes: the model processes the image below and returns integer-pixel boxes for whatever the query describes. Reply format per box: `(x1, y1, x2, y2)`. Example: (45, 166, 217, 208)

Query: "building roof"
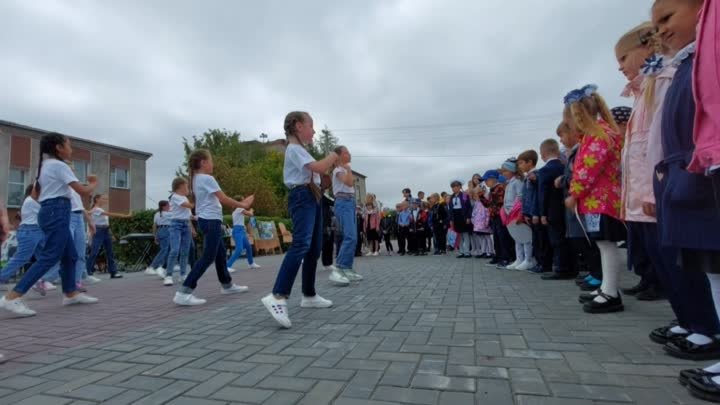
(0, 119, 153, 159)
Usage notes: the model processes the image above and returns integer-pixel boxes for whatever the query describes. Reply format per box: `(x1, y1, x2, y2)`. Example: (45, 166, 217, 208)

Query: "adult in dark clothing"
(429, 193, 448, 255)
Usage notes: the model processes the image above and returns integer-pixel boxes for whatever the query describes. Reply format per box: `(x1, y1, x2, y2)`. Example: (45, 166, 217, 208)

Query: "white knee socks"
(595, 241, 623, 302)
(703, 274, 720, 375)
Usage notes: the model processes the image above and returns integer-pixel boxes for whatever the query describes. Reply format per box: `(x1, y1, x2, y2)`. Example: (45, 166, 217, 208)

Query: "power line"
(331, 112, 558, 133)
(352, 153, 514, 158)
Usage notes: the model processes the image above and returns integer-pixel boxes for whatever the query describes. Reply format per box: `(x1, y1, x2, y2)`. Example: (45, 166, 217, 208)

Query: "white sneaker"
(163, 276, 174, 286)
(301, 295, 333, 308)
(261, 294, 291, 328)
(248, 263, 261, 269)
(173, 292, 206, 306)
(221, 284, 249, 294)
(365, 252, 373, 257)
(156, 268, 166, 279)
(144, 267, 157, 276)
(373, 252, 379, 256)
(342, 269, 364, 281)
(516, 259, 536, 271)
(0, 297, 36, 317)
(44, 281, 56, 291)
(324, 265, 338, 272)
(85, 275, 102, 285)
(180, 274, 187, 283)
(506, 260, 522, 270)
(228, 267, 237, 273)
(62, 293, 99, 306)
(329, 270, 350, 285)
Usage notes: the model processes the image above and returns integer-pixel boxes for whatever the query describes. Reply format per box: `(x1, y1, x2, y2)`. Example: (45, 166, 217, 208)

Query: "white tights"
(594, 241, 623, 303)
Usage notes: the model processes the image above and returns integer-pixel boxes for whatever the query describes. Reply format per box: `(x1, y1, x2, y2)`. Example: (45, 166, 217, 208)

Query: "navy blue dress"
(655, 54, 720, 252)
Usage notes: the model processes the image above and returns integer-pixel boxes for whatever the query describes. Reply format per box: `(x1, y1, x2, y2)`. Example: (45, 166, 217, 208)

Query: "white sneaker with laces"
(373, 252, 379, 256)
(365, 252, 373, 257)
(248, 263, 261, 269)
(144, 267, 158, 276)
(301, 295, 333, 308)
(62, 293, 99, 306)
(221, 284, 249, 294)
(342, 269, 364, 281)
(261, 294, 291, 328)
(228, 268, 237, 273)
(44, 281, 56, 291)
(156, 268, 166, 279)
(163, 276, 173, 286)
(324, 265, 338, 272)
(0, 297, 36, 317)
(516, 259, 536, 271)
(506, 260, 522, 270)
(86, 275, 102, 284)
(173, 292, 206, 306)
(329, 270, 350, 285)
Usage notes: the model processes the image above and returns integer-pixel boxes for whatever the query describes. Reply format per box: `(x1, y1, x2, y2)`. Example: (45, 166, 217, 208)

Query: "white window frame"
(7, 167, 27, 208)
(72, 160, 91, 183)
(110, 167, 130, 190)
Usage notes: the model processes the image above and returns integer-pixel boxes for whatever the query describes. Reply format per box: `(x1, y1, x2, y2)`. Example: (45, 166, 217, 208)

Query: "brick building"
(0, 120, 152, 220)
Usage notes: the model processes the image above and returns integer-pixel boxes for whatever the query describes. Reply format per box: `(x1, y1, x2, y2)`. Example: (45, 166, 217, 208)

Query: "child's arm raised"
(102, 211, 133, 219)
(216, 192, 255, 210)
(307, 152, 339, 174)
(69, 174, 98, 197)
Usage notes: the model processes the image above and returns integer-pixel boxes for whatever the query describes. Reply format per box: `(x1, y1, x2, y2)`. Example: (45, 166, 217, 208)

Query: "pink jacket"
(363, 209, 380, 232)
(689, 0, 720, 173)
(621, 64, 676, 221)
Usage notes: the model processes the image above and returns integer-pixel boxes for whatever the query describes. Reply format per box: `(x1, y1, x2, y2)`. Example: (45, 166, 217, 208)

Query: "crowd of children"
(0, 0, 718, 399)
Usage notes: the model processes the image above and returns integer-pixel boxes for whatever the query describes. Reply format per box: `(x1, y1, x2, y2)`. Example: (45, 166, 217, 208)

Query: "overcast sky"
(1, 0, 653, 208)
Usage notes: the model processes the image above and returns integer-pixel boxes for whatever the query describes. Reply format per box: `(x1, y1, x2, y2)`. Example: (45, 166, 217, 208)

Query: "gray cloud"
(0, 0, 651, 207)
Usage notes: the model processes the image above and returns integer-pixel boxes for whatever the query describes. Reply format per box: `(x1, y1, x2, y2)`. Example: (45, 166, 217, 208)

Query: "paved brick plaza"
(0, 254, 710, 404)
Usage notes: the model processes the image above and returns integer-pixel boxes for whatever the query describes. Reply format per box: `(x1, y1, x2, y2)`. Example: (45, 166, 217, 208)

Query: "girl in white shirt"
(1, 132, 97, 317)
(226, 195, 260, 271)
(86, 194, 131, 279)
(0, 185, 43, 285)
(261, 111, 339, 328)
(173, 149, 255, 306)
(165, 177, 194, 286)
(145, 200, 171, 275)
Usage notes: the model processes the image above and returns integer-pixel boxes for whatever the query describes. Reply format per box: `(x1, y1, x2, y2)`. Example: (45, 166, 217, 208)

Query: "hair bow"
(641, 54, 664, 76)
(563, 84, 598, 106)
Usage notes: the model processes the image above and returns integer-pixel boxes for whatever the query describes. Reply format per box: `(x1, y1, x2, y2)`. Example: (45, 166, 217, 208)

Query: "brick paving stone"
(13, 395, 73, 405)
(0, 255, 713, 405)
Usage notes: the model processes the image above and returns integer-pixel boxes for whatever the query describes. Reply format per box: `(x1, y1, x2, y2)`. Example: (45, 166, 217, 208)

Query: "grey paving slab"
(0, 254, 712, 404)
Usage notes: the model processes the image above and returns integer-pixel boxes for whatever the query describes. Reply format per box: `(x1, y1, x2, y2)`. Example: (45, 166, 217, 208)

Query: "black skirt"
(587, 215, 626, 242)
(366, 229, 380, 241)
(451, 209, 471, 233)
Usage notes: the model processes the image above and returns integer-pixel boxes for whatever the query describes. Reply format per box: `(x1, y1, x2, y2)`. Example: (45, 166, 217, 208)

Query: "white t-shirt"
(193, 174, 222, 220)
(154, 211, 171, 226)
(91, 207, 110, 226)
(332, 166, 354, 195)
(38, 159, 79, 202)
(168, 193, 192, 221)
(284, 144, 320, 187)
(70, 190, 84, 212)
(232, 208, 246, 227)
(20, 197, 40, 226)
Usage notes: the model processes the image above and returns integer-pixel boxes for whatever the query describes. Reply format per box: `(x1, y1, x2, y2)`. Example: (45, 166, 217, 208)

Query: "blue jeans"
(227, 225, 254, 267)
(86, 227, 118, 275)
(272, 187, 321, 297)
(167, 220, 191, 277)
(180, 219, 232, 293)
(150, 227, 171, 269)
(45, 212, 88, 283)
(14, 198, 77, 295)
(0, 225, 45, 283)
(334, 197, 357, 269)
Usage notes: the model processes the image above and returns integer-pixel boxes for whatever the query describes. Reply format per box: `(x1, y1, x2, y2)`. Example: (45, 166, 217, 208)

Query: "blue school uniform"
(655, 45, 720, 251)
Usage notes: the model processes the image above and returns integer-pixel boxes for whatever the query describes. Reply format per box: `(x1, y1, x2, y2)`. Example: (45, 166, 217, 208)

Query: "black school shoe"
(688, 375, 720, 403)
(583, 292, 624, 314)
(649, 325, 690, 345)
(542, 272, 578, 280)
(578, 291, 598, 304)
(680, 369, 720, 386)
(664, 337, 720, 361)
(110, 273, 124, 279)
(621, 281, 649, 296)
(636, 286, 665, 301)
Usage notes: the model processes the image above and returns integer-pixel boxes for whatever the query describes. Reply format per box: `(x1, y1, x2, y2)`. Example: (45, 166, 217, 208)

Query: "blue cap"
(482, 170, 500, 181)
(498, 175, 507, 184)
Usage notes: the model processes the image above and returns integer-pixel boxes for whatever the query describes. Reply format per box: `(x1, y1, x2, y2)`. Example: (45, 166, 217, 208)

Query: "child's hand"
(642, 202, 656, 217)
(532, 216, 540, 225)
(541, 216, 548, 225)
(87, 174, 98, 188)
(528, 173, 537, 182)
(554, 176, 563, 189)
(564, 196, 577, 209)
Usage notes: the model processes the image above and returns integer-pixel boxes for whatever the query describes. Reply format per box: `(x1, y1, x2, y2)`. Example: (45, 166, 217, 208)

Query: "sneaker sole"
(174, 299, 206, 306)
(221, 289, 249, 295)
(261, 297, 291, 328)
(300, 303, 333, 308)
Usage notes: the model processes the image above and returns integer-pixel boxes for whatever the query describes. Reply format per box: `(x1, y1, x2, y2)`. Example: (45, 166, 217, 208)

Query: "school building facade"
(0, 120, 152, 220)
